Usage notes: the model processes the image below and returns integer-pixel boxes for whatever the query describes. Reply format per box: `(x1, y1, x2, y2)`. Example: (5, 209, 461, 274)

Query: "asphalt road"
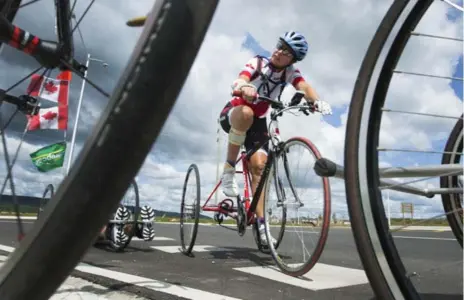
(0, 220, 461, 300)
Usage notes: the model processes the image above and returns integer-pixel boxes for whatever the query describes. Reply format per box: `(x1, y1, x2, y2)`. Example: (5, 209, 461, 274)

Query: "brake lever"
(299, 102, 315, 116)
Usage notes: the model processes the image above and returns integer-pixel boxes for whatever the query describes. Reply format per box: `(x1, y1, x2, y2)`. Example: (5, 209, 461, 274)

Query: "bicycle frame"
(315, 158, 463, 198)
(201, 104, 300, 226)
(0, 0, 81, 72)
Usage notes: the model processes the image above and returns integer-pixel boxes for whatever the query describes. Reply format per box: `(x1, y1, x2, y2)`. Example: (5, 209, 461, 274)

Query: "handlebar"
(231, 90, 316, 116)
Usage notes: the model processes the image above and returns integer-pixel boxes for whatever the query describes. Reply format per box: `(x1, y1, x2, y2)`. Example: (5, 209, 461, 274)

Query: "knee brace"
(228, 127, 246, 146)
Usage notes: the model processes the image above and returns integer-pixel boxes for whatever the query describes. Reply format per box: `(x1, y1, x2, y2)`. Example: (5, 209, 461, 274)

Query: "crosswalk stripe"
(150, 245, 236, 253)
(233, 263, 369, 291)
(131, 236, 175, 241)
(0, 244, 242, 300)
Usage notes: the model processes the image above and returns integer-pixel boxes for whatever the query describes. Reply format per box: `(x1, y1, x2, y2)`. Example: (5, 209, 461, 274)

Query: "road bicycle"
(180, 90, 331, 277)
(1, 0, 458, 298)
(0, 1, 219, 299)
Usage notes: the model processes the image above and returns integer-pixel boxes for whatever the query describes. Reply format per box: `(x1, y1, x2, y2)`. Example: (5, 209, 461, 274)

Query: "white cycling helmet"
(279, 31, 308, 61)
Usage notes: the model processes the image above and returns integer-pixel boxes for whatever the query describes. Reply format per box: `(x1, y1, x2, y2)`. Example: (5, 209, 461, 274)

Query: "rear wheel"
(180, 164, 200, 255)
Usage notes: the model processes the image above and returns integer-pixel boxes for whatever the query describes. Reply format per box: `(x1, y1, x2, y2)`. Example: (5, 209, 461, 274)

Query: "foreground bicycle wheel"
(344, 0, 461, 299)
(180, 163, 201, 255)
(440, 115, 463, 247)
(0, 1, 218, 299)
(265, 137, 331, 277)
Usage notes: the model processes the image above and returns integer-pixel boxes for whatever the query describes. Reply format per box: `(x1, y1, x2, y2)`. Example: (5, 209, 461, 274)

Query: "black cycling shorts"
(218, 102, 269, 155)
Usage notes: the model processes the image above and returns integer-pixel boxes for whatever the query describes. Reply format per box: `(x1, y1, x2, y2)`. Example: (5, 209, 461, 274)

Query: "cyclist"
(218, 31, 332, 247)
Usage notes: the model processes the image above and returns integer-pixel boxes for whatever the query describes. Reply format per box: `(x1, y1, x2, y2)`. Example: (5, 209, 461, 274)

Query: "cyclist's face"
(271, 40, 294, 67)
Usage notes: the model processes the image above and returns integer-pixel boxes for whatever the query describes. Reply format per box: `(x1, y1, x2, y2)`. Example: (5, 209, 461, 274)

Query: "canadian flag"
(26, 71, 70, 104)
(27, 71, 71, 131)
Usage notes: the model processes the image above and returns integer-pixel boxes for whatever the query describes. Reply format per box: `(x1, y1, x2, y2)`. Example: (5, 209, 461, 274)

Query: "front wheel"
(180, 164, 201, 255)
(264, 137, 331, 277)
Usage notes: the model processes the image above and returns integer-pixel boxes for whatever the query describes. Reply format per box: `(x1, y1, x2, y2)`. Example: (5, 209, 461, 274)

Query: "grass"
(155, 216, 451, 227)
(0, 211, 451, 227)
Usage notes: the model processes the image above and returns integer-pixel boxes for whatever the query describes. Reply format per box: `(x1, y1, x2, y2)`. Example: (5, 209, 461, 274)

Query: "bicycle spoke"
(378, 148, 463, 155)
(60, 59, 110, 98)
(390, 207, 463, 233)
(379, 170, 462, 191)
(4, 66, 45, 93)
(71, 0, 95, 34)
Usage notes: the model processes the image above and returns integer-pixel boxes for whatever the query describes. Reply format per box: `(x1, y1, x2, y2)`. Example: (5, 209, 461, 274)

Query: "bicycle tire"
(180, 163, 201, 255)
(37, 184, 54, 220)
(252, 194, 286, 254)
(344, 0, 434, 299)
(108, 179, 140, 251)
(440, 115, 463, 248)
(265, 137, 331, 277)
(0, 1, 219, 299)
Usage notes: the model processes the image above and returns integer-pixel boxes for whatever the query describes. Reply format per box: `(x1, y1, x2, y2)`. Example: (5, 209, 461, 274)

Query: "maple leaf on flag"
(43, 80, 58, 94)
(42, 111, 58, 121)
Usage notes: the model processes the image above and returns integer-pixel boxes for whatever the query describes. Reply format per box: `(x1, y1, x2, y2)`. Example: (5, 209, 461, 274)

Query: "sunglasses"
(275, 40, 294, 57)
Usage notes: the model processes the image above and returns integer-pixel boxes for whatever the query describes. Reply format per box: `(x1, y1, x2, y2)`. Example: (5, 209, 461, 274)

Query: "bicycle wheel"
(264, 137, 331, 277)
(180, 163, 200, 255)
(0, 1, 219, 299)
(344, 0, 436, 299)
(37, 184, 54, 220)
(252, 198, 286, 254)
(440, 115, 463, 247)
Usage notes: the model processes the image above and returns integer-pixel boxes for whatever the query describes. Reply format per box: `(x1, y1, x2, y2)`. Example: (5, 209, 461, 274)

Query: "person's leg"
(220, 105, 254, 197)
(247, 119, 277, 246)
(249, 150, 267, 219)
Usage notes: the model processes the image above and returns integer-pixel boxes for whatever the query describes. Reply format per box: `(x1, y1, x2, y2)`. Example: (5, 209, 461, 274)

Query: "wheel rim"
(350, 0, 435, 298)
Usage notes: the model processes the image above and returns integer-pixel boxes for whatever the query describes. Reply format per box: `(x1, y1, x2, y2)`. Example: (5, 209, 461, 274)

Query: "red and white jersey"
(229, 56, 305, 118)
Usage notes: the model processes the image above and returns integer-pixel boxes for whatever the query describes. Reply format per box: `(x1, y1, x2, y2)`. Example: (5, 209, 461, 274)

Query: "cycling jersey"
(229, 55, 306, 118)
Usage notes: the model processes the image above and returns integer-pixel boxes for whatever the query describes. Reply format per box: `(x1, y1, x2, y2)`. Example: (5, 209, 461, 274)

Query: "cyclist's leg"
(246, 117, 276, 246)
(219, 101, 254, 197)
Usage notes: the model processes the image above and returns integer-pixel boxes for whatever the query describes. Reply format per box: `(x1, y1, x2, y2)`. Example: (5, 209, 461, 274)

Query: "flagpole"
(65, 54, 108, 175)
(214, 122, 221, 204)
(65, 53, 90, 175)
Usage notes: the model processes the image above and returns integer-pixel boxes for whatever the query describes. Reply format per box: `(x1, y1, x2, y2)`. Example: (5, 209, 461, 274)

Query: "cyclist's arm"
(288, 68, 320, 103)
(231, 57, 258, 92)
(296, 80, 319, 103)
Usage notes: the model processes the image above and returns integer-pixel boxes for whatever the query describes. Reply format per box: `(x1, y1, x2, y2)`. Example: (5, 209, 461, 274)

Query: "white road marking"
(150, 245, 236, 254)
(131, 236, 175, 241)
(392, 235, 456, 241)
(76, 264, 242, 300)
(0, 244, 15, 253)
(0, 244, 241, 300)
(233, 263, 369, 291)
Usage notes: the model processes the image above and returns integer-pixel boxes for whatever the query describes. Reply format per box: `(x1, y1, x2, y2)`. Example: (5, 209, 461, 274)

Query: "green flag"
(30, 142, 66, 172)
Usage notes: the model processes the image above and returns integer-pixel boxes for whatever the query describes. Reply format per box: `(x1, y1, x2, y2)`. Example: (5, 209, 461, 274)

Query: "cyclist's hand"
(241, 86, 257, 103)
(314, 99, 332, 115)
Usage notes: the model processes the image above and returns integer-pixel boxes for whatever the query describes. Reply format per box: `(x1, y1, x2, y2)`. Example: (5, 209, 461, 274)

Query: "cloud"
(0, 0, 461, 222)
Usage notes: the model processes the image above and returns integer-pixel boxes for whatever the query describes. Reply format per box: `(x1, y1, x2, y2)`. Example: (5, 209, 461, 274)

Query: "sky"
(0, 0, 462, 220)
